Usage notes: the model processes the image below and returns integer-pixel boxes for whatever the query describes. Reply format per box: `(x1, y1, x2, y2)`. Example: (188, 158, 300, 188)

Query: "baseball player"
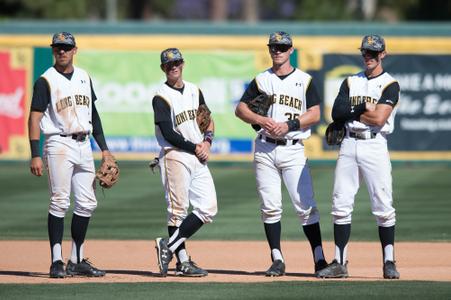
(153, 48, 217, 277)
(235, 32, 328, 277)
(316, 35, 400, 279)
(28, 32, 111, 278)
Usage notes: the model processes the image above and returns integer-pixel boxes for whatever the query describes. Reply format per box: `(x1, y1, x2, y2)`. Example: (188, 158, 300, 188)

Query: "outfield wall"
(1, 22, 450, 161)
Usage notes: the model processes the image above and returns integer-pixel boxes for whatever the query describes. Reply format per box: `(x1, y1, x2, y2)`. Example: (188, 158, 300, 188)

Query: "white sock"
(334, 244, 348, 265)
(271, 249, 284, 262)
(168, 228, 180, 244)
(70, 240, 83, 264)
(177, 249, 189, 263)
(52, 243, 63, 262)
(313, 245, 325, 263)
(169, 237, 186, 253)
(383, 244, 394, 262)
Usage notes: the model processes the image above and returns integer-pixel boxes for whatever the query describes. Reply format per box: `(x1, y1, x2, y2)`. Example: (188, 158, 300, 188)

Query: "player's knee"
(332, 212, 352, 224)
(49, 197, 70, 217)
(192, 209, 215, 224)
(74, 201, 97, 218)
(375, 210, 396, 227)
(261, 208, 282, 223)
(300, 207, 320, 225)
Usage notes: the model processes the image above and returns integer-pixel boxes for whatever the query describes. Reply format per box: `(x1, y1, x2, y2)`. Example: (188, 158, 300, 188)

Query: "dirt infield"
(1, 240, 450, 284)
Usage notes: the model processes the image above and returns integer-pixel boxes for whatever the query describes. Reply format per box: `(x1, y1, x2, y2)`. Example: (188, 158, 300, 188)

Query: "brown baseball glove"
(96, 155, 120, 188)
(325, 121, 346, 146)
(196, 104, 211, 133)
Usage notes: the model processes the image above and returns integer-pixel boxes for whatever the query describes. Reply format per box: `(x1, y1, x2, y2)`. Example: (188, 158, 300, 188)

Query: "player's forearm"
(158, 122, 196, 154)
(360, 105, 392, 127)
(28, 111, 43, 140)
(298, 105, 320, 129)
(235, 102, 264, 125)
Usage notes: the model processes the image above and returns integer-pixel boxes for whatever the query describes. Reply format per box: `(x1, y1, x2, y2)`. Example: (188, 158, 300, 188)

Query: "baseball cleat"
(175, 259, 208, 277)
(265, 259, 285, 277)
(155, 237, 173, 277)
(314, 259, 328, 275)
(66, 259, 106, 277)
(316, 259, 348, 278)
(49, 260, 66, 278)
(383, 261, 400, 279)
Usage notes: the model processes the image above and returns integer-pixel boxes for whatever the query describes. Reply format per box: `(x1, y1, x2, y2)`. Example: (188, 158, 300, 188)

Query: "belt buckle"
(74, 133, 87, 141)
(355, 132, 365, 139)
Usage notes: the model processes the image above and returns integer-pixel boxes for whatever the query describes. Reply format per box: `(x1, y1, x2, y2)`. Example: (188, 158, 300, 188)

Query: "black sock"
(334, 223, 351, 265)
(48, 213, 64, 262)
(378, 225, 395, 262)
(71, 214, 90, 263)
(303, 222, 324, 262)
(168, 213, 203, 248)
(168, 226, 186, 263)
(264, 221, 281, 260)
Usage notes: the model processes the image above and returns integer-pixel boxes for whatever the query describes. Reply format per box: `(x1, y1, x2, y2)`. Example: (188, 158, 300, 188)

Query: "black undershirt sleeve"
(90, 78, 108, 150)
(331, 79, 366, 122)
(378, 82, 400, 107)
(90, 78, 97, 101)
(152, 96, 197, 154)
(30, 77, 50, 112)
(240, 79, 261, 103)
(199, 89, 206, 105)
(305, 80, 321, 108)
(91, 102, 108, 151)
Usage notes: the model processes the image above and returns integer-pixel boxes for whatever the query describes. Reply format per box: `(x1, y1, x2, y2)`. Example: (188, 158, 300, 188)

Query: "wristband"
(30, 140, 40, 158)
(286, 119, 301, 132)
(204, 130, 214, 145)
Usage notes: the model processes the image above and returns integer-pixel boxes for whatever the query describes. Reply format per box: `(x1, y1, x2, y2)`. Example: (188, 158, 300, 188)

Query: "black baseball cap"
(51, 32, 76, 47)
(267, 31, 292, 46)
(360, 34, 385, 52)
(160, 48, 183, 65)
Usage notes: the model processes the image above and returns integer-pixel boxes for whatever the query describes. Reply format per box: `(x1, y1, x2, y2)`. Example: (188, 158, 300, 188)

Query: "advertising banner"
(0, 48, 31, 159)
(76, 49, 264, 154)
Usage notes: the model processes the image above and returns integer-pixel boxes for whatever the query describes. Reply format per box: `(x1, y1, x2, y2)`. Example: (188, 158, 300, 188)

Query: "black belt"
(60, 133, 89, 141)
(259, 135, 298, 146)
(349, 131, 376, 140)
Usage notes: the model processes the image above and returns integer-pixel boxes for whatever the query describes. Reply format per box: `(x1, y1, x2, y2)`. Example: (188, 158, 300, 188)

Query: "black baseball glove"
(325, 121, 346, 146)
(247, 93, 272, 116)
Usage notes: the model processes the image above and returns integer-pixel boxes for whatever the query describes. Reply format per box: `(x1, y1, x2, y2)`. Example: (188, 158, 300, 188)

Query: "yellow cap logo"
(166, 51, 174, 59)
(367, 36, 374, 45)
(275, 33, 283, 42)
(57, 33, 66, 42)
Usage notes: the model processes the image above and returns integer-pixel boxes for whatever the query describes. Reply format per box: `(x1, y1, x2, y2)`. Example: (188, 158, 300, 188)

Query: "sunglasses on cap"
(52, 45, 75, 52)
(269, 44, 292, 53)
(163, 59, 184, 70)
(360, 49, 380, 58)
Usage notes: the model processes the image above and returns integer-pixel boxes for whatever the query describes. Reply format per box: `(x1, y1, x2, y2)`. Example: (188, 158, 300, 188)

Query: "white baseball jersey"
(40, 66, 93, 135)
(154, 80, 203, 150)
(346, 72, 398, 134)
(256, 68, 313, 140)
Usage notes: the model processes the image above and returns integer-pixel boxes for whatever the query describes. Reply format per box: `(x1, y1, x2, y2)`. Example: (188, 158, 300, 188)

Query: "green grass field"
(1, 161, 450, 241)
(1, 161, 450, 298)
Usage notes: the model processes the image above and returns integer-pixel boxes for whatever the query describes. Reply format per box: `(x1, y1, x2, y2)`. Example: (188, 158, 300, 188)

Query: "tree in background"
(0, 0, 449, 21)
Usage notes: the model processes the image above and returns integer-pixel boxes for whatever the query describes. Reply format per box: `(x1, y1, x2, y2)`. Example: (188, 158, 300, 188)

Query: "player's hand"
(258, 116, 277, 132)
(365, 102, 376, 112)
(195, 142, 210, 163)
(30, 157, 44, 176)
(269, 122, 289, 137)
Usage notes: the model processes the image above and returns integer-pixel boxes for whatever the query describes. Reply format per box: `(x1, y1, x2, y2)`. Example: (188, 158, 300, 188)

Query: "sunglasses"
(163, 60, 184, 70)
(53, 45, 75, 52)
(269, 44, 292, 53)
(361, 49, 380, 58)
